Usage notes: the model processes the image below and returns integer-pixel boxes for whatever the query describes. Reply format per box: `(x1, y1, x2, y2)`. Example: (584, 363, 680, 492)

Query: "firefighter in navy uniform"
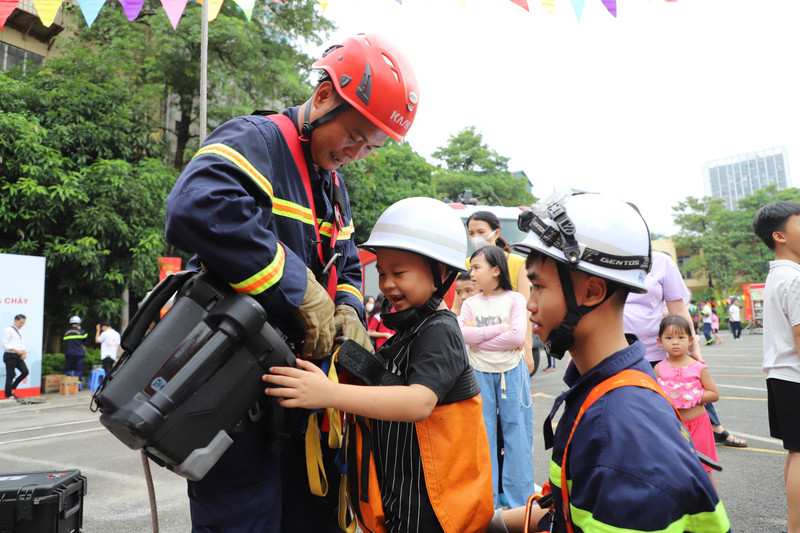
(62, 316, 88, 378)
(165, 33, 419, 533)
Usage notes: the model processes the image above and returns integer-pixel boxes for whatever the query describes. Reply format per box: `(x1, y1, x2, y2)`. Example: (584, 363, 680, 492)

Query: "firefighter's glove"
(294, 268, 336, 360)
(334, 304, 374, 354)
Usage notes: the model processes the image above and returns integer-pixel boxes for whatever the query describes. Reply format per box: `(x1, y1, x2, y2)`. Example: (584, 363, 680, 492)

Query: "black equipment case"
(92, 270, 296, 481)
(0, 470, 86, 533)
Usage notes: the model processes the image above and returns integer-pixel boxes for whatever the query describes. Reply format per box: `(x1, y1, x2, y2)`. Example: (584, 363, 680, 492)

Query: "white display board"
(0, 253, 46, 398)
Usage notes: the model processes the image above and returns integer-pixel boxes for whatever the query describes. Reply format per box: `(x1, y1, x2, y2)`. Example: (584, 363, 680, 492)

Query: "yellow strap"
(338, 473, 357, 532)
(305, 412, 328, 497)
(327, 349, 343, 449)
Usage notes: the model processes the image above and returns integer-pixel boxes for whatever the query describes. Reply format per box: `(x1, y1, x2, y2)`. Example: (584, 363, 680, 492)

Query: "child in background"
(265, 197, 493, 533)
(655, 315, 720, 486)
(451, 271, 479, 315)
(366, 293, 395, 350)
(711, 309, 724, 344)
(753, 200, 800, 533)
(458, 245, 535, 509)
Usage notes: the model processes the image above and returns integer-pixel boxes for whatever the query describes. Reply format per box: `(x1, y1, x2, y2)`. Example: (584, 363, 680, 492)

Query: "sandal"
(713, 429, 748, 447)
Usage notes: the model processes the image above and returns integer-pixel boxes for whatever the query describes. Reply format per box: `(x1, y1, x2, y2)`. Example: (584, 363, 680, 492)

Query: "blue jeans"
(475, 358, 536, 508)
(702, 322, 713, 344)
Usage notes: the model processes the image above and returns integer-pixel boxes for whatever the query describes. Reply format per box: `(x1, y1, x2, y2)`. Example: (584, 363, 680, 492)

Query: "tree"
(343, 140, 437, 243)
(432, 126, 533, 207)
(72, 0, 334, 169)
(0, 50, 177, 350)
(671, 186, 800, 299)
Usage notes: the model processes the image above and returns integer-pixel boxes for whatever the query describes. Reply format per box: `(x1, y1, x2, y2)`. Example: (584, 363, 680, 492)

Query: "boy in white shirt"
(753, 200, 800, 533)
(95, 322, 121, 376)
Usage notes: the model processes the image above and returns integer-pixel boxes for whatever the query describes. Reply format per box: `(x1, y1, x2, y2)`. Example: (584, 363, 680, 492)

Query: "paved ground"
(0, 330, 785, 531)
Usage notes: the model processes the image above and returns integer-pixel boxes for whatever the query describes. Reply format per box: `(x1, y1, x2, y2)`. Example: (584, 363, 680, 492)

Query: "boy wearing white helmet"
(490, 190, 730, 532)
(265, 197, 493, 533)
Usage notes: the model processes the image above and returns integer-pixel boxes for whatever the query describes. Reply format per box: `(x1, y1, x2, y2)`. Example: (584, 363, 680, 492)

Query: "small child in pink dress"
(655, 315, 721, 487)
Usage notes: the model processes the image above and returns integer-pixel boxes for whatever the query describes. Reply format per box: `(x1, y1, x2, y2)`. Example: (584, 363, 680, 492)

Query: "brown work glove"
(334, 304, 374, 354)
(293, 268, 336, 360)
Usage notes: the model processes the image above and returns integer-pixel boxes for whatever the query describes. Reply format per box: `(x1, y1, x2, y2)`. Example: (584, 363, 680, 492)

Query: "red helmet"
(312, 33, 419, 142)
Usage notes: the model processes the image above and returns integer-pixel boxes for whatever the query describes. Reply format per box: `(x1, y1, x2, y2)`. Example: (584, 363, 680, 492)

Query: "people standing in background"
(459, 245, 535, 508)
(728, 299, 742, 340)
(701, 300, 715, 345)
(3, 314, 28, 402)
(753, 200, 800, 533)
(711, 309, 724, 344)
(451, 271, 478, 315)
(63, 316, 88, 379)
(96, 321, 121, 375)
(623, 251, 746, 447)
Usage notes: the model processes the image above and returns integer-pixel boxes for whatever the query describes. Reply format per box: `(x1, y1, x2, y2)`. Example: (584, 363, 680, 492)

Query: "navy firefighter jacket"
(544, 336, 731, 533)
(62, 327, 88, 356)
(165, 106, 364, 348)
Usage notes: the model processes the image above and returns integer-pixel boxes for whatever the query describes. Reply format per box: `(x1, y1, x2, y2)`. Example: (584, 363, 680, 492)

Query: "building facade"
(702, 146, 792, 211)
(1, 0, 65, 73)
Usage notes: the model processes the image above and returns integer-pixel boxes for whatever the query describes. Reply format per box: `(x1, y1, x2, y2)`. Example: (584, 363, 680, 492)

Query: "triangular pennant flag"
(316, 0, 327, 12)
(231, 0, 253, 20)
(539, 0, 553, 14)
(394, 0, 401, 4)
(31, 0, 62, 26)
(78, 0, 104, 27)
(601, 0, 616, 17)
(0, 0, 19, 30)
(119, 0, 143, 20)
(569, 0, 584, 21)
(509, 0, 529, 11)
(161, 0, 187, 28)
(196, 0, 223, 21)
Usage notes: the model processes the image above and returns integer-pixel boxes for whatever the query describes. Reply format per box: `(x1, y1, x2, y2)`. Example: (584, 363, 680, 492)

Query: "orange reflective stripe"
(274, 198, 315, 225)
(337, 284, 363, 303)
(231, 244, 286, 296)
(320, 220, 354, 240)
(194, 144, 274, 198)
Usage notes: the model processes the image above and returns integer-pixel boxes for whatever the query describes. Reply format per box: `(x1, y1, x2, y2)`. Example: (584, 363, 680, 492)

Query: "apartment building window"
(1, 42, 44, 73)
(677, 255, 693, 280)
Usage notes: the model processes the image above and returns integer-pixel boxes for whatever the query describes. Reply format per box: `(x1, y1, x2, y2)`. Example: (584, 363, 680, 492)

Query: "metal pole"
(199, 0, 209, 145)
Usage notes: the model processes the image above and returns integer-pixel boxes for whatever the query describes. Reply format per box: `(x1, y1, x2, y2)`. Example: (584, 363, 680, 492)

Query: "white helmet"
(360, 197, 467, 272)
(513, 189, 651, 293)
(69, 315, 81, 324)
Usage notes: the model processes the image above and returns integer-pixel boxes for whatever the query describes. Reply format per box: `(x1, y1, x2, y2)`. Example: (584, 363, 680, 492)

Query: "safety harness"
(527, 369, 685, 533)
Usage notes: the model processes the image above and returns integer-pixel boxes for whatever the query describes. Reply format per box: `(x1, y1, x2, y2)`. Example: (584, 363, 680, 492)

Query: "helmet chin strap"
(544, 261, 617, 359)
(300, 98, 352, 142)
(379, 261, 458, 332)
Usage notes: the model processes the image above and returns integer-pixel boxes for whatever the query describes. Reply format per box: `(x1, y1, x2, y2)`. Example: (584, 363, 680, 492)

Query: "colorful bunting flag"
(601, 0, 616, 17)
(539, 0, 553, 14)
(0, 0, 18, 30)
(118, 0, 144, 21)
(232, 0, 254, 20)
(568, 0, 584, 21)
(196, 0, 223, 21)
(31, 0, 62, 26)
(78, 0, 104, 27)
(316, 0, 327, 12)
(509, 0, 528, 11)
(161, 0, 187, 28)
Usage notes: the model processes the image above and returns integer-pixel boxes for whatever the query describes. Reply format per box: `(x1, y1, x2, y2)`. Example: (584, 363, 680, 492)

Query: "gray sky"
(312, 0, 800, 235)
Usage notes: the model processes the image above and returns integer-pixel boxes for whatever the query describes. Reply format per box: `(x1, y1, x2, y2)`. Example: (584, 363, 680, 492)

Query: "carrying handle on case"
(59, 476, 85, 519)
(121, 270, 198, 353)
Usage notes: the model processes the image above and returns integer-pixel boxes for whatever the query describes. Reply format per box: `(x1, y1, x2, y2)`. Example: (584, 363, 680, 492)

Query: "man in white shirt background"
(95, 321, 121, 376)
(3, 314, 29, 402)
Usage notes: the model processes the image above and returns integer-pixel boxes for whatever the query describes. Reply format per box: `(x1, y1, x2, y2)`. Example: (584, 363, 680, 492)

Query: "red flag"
(0, 0, 18, 30)
(509, 0, 529, 11)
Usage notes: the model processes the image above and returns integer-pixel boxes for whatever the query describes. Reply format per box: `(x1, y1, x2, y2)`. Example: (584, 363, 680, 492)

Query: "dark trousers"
(102, 357, 114, 376)
(65, 353, 85, 378)
(702, 322, 713, 344)
(730, 321, 742, 339)
(4, 352, 29, 397)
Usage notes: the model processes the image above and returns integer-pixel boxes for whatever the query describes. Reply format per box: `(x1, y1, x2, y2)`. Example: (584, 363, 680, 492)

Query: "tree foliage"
(0, 50, 177, 346)
(432, 126, 533, 206)
(672, 185, 800, 299)
(344, 141, 436, 244)
(71, 0, 333, 169)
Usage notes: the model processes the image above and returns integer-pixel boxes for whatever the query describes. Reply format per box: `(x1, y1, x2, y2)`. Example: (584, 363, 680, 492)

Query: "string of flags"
(0, 0, 677, 31)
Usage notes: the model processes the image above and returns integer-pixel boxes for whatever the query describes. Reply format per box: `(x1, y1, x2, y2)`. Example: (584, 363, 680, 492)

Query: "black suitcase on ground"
(0, 470, 86, 533)
(92, 270, 296, 481)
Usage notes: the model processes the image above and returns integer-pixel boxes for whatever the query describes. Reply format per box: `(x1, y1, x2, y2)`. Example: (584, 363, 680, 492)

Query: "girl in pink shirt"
(656, 315, 721, 486)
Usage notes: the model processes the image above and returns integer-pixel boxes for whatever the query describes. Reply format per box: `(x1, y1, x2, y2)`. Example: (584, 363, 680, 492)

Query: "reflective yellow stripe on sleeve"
(337, 284, 363, 303)
(231, 244, 286, 296)
(318, 220, 355, 241)
(194, 144, 315, 227)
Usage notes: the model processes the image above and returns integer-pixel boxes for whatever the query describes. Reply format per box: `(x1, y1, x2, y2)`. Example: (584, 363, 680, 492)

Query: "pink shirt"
(656, 360, 707, 409)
